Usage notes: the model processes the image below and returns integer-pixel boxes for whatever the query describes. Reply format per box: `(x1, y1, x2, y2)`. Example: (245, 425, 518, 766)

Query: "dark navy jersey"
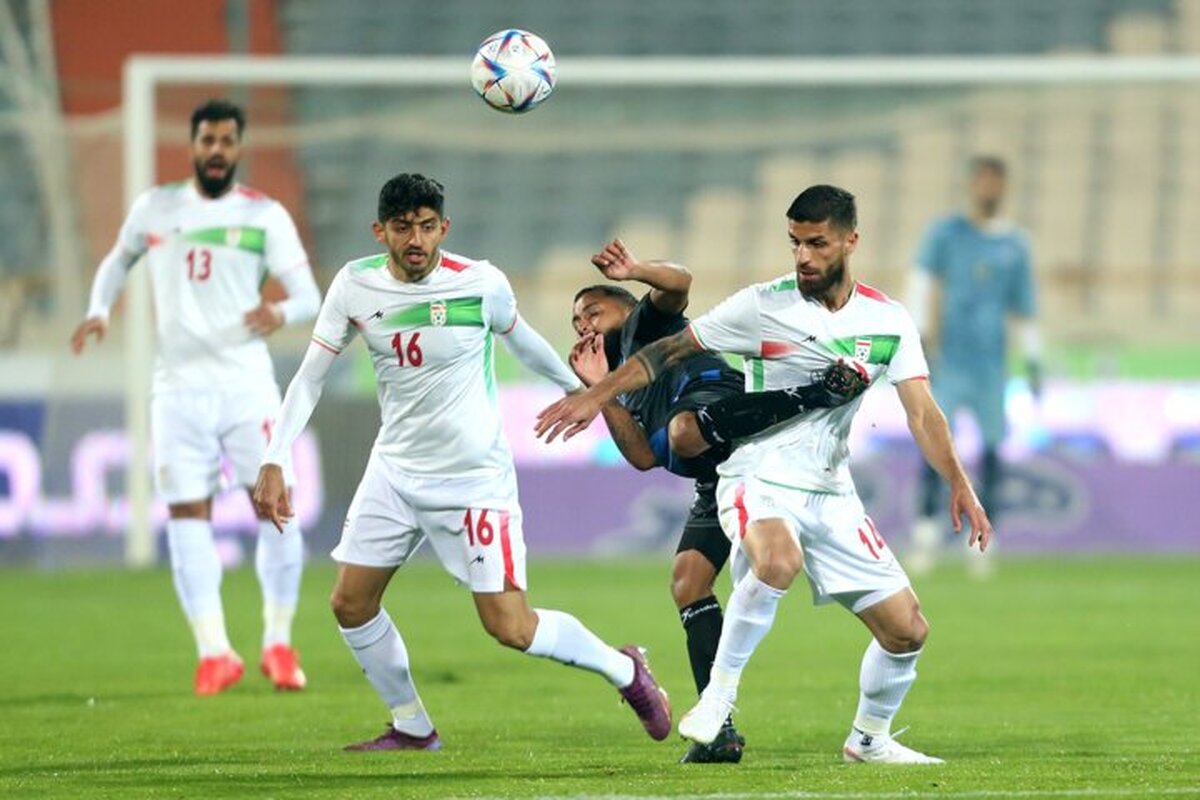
(612, 294, 743, 481)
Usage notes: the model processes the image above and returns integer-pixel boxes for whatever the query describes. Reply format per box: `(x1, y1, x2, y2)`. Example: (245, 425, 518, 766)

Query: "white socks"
(166, 518, 231, 658)
(708, 573, 786, 699)
(524, 608, 635, 688)
(340, 609, 435, 737)
(854, 638, 922, 736)
(255, 519, 304, 647)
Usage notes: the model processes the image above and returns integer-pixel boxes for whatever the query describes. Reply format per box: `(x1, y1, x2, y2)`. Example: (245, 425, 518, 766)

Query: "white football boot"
(842, 728, 944, 765)
(678, 689, 736, 746)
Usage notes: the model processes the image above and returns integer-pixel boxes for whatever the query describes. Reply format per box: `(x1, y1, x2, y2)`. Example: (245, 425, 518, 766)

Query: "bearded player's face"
(788, 218, 857, 299)
(373, 208, 450, 279)
(190, 119, 242, 198)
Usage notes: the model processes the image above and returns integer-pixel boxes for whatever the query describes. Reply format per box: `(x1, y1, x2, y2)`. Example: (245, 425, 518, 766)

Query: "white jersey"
(113, 181, 311, 392)
(311, 249, 520, 478)
(689, 275, 929, 494)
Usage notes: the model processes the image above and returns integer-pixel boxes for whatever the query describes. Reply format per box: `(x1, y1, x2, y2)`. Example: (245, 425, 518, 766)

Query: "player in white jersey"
(70, 100, 321, 696)
(537, 185, 993, 765)
(252, 174, 671, 751)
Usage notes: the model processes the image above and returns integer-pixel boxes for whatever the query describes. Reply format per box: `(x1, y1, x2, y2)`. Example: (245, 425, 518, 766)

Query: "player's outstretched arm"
(570, 333, 658, 469)
(70, 242, 140, 354)
(499, 315, 582, 393)
(537, 328, 702, 443)
(591, 238, 691, 315)
(896, 377, 993, 551)
(253, 341, 336, 531)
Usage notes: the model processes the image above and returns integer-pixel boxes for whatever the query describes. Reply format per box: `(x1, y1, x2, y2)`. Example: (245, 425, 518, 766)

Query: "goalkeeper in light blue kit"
(907, 156, 1041, 576)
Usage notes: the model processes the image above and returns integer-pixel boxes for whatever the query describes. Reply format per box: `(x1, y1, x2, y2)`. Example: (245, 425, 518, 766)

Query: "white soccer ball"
(470, 29, 556, 114)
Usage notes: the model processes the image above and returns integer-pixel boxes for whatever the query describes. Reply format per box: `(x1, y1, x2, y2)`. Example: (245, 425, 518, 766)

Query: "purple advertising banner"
(517, 453, 1200, 555)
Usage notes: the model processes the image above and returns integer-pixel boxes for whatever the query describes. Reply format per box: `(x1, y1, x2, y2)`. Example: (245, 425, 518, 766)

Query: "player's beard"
(797, 254, 847, 300)
(389, 246, 436, 280)
(193, 158, 237, 198)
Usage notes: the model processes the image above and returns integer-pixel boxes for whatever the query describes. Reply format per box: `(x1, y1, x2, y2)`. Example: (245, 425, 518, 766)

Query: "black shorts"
(675, 480, 731, 573)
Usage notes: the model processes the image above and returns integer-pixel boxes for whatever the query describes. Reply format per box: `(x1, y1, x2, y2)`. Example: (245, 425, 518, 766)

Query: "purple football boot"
(344, 725, 443, 752)
(617, 645, 672, 741)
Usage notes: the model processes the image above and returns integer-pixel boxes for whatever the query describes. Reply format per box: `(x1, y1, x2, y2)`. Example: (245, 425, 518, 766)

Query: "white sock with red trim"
(707, 573, 785, 699)
(525, 608, 635, 688)
(255, 518, 303, 647)
(853, 639, 922, 737)
(166, 518, 231, 658)
(340, 609, 434, 737)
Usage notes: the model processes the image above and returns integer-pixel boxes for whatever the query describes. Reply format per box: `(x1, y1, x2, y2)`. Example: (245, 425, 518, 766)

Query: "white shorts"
(333, 451, 528, 593)
(716, 477, 910, 612)
(151, 384, 286, 504)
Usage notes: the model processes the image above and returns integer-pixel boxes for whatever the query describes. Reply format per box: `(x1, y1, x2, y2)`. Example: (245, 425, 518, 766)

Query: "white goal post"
(120, 54, 1200, 567)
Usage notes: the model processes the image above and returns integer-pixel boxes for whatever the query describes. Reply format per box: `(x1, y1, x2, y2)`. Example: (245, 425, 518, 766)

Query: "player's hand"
(569, 332, 609, 387)
(949, 477, 992, 552)
(70, 316, 108, 355)
(253, 464, 293, 533)
(536, 390, 603, 443)
(590, 238, 642, 282)
(245, 301, 285, 337)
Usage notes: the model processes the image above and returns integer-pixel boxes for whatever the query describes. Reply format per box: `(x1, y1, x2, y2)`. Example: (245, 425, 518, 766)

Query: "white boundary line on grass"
(455, 788, 1200, 800)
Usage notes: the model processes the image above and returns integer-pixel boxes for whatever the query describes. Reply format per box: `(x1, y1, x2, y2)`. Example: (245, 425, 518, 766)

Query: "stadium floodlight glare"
(121, 53, 1200, 567)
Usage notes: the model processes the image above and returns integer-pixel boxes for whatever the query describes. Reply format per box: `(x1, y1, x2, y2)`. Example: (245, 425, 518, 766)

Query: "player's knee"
(482, 614, 536, 651)
(671, 552, 715, 607)
(879, 611, 929, 653)
(329, 588, 378, 629)
(668, 413, 708, 459)
(752, 543, 803, 588)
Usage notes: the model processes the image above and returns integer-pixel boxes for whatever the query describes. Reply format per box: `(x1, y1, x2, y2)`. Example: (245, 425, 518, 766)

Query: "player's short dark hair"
(786, 185, 857, 232)
(573, 284, 637, 307)
(969, 155, 1007, 177)
(190, 99, 245, 139)
(377, 173, 446, 222)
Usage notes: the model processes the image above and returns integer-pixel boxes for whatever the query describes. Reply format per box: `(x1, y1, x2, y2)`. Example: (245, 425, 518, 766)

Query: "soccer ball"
(470, 29, 556, 114)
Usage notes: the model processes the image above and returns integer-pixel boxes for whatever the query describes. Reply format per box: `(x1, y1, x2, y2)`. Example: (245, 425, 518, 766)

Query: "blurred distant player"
(538, 185, 992, 764)
(71, 99, 321, 695)
(907, 156, 1040, 575)
(253, 174, 671, 751)
(570, 240, 866, 763)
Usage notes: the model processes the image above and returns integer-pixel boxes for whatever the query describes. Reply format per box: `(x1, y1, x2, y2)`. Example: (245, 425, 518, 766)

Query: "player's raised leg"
(842, 588, 942, 764)
(473, 588, 671, 741)
(679, 514, 797, 746)
(332, 563, 442, 751)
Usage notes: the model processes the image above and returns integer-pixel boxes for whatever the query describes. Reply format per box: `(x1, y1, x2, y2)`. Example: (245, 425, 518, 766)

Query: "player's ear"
(372, 220, 385, 244)
(844, 230, 860, 255)
(440, 216, 451, 236)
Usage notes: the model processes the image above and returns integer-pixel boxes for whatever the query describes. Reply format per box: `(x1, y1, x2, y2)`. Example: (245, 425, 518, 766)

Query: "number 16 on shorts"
(462, 508, 524, 591)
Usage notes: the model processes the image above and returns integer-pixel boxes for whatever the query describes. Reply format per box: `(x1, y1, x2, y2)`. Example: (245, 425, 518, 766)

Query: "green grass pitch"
(1, 556, 1197, 799)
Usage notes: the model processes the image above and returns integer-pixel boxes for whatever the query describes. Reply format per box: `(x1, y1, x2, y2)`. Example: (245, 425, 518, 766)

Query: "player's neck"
(809, 275, 855, 312)
(386, 250, 439, 283)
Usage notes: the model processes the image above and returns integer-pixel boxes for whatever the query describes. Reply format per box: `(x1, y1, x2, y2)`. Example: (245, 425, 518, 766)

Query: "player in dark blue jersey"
(569, 239, 865, 763)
